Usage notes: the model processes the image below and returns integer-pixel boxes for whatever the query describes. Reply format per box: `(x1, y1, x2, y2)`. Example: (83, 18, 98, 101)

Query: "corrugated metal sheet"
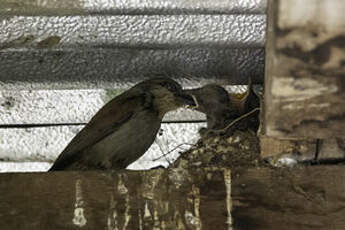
(0, 0, 266, 89)
(1, 0, 266, 15)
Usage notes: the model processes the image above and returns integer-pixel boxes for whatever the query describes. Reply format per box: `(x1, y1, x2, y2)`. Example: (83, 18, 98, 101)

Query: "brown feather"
(49, 89, 150, 170)
(49, 77, 194, 171)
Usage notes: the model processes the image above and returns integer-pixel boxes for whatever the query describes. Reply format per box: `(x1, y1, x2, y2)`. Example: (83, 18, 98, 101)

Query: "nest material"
(172, 109, 268, 172)
(170, 83, 269, 173)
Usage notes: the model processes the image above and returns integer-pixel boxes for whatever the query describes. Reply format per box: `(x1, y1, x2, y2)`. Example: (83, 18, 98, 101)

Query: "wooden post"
(262, 0, 345, 161)
(264, 0, 345, 139)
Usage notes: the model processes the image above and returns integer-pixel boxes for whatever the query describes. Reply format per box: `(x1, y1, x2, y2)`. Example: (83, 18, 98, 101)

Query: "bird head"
(136, 78, 197, 118)
(184, 84, 231, 114)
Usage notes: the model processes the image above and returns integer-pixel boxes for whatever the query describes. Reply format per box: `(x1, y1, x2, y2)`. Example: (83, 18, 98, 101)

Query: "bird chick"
(49, 78, 196, 171)
(185, 80, 260, 131)
(185, 84, 236, 130)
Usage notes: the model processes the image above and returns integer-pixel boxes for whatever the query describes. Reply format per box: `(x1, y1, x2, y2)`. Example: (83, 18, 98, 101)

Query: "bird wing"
(49, 90, 150, 170)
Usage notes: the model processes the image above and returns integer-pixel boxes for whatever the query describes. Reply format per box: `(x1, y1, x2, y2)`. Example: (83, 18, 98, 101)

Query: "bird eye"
(162, 82, 177, 91)
(167, 84, 175, 91)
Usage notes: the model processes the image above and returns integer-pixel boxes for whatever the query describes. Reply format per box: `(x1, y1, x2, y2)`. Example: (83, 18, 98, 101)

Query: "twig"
(206, 107, 260, 135)
(155, 139, 172, 165)
(152, 143, 197, 162)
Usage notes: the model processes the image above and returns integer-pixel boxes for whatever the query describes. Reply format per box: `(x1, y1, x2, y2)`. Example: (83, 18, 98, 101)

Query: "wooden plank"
(260, 135, 316, 161)
(1, 166, 344, 229)
(260, 136, 345, 163)
(318, 138, 345, 161)
(264, 0, 345, 138)
(232, 166, 345, 230)
(0, 169, 231, 230)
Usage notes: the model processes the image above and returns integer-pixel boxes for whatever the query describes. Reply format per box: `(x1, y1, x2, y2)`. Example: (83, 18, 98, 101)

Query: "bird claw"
(185, 95, 199, 109)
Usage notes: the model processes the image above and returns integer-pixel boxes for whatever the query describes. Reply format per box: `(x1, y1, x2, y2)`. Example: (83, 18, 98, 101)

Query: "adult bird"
(49, 78, 196, 171)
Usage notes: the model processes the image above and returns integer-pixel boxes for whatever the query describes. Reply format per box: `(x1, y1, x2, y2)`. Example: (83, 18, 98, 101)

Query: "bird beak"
(175, 92, 199, 109)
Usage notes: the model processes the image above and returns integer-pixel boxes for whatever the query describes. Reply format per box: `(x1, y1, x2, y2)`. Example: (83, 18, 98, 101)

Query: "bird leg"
(184, 94, 199, 110)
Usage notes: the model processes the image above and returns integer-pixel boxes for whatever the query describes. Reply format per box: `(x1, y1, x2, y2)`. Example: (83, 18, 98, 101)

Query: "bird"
(185, 84, 236, 130)
(184, 79, 260, 131)
(49, 78, 196, 171)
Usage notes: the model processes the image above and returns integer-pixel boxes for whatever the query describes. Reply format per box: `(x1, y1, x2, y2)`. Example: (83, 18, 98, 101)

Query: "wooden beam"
(0, 169, 231, 230)
(318, 138, 345, 161)
(1, 166, 345, 229)
(232, 166, 345, 230)
(264, 0, 345, 139)
(260, 135, 345, 164)
(260, 135, 316, 161)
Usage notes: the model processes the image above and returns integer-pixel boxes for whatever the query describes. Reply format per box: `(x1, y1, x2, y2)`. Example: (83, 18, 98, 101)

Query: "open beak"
(175, 92, 199, 109)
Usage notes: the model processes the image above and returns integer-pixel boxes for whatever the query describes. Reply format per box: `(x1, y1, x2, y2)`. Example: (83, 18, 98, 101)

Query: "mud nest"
(172, 109, 269, 173)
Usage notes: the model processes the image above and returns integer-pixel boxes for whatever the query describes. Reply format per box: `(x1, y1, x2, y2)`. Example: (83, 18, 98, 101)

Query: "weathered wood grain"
(232, 166, 345, 230)
(1, 166, 344, 229)
(260, 135, 316, 159)
(318, 138, 345, 161)
(264, 0, 345, 138)
(0, 169, 231, 230)
(260, 135, 345, 164)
